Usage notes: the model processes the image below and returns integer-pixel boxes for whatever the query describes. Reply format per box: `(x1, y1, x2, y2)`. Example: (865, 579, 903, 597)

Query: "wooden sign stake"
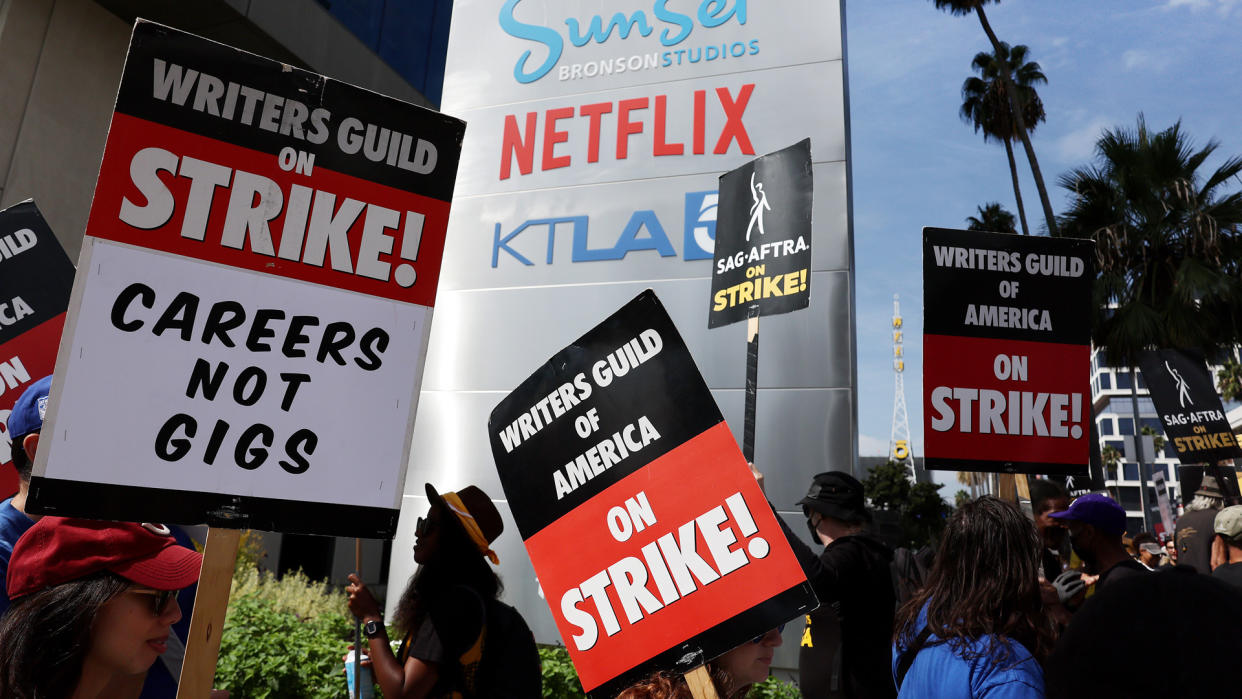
(176, 526, 241, 699)
(684, 664, 721, 699)
(353, 538, 363, 699)
(743, 308, 760, 463)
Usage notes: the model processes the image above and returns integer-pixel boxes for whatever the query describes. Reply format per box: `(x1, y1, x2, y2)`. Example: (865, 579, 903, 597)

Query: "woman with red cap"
(347, 483, 540, 698)
(0, 518, 203, 699)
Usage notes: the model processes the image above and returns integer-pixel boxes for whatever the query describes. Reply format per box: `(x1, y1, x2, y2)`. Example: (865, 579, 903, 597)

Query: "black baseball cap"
(797, 471, 866, 523)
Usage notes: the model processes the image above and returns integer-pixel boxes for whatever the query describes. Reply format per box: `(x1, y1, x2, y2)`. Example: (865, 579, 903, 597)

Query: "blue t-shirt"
(892, 606, 1043, 698)
(0, 497, 35, 617)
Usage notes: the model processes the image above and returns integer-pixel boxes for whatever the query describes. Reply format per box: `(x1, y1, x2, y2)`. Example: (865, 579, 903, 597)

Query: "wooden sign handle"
(743, 310, 760, 463)
(176, 527, 241, 699)
(684, 664, 721, 699)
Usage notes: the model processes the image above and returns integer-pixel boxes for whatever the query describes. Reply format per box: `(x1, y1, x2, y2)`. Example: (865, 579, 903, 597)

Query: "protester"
(1045, 569, 1242, 696)
(1210, 505, 1242, 590)
(616, 627, 783, 699)
(346, 483, 540, 698)
(1174, 473, 1225, 574)
(892, 497, 1051, 697)
(1164, 538, 1178, 565)
(0, 518, 202, 699)
(1029, 479, 1070, 582)
(1049, 493, 1148, 595)
(0, 375, 198, 697)
(1130, 531, 1162, 570)
(0, 375, 49, 615)
(777, 470, 896, 699)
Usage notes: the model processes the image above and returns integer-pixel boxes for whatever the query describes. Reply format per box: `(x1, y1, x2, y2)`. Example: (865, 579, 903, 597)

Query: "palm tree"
(960, 44, 1046, 236)
(929, 0, 1059, 235)
(965, 202, 1017, 234)
(1058, 115, 1242, 529)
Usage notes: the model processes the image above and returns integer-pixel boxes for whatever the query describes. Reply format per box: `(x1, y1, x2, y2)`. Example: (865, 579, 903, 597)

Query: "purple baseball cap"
(1048, 493, 1127, 536)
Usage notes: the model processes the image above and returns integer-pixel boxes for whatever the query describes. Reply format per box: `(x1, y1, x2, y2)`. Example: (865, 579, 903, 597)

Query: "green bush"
(749, 676, 801, 699)
(536, 645, 800, 698)
(539, 645, 587, 698)
(214, 568, 356, 699)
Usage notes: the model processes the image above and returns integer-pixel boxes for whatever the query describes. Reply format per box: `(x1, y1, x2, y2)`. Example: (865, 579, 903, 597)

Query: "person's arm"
(347, 574, 438, 699)
(1211, 534, 1227, 571)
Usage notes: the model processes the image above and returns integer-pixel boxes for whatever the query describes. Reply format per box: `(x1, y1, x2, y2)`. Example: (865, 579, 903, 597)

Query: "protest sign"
(708, 139, 813, 328)
(923, 227, 1094, 474)
(28, 21, 464, 538)
(1052, 419, 1107, 498)
(0, 201, 75, 493)
(1152, 470, 1175, 539)
(1137, 348, 1242, 465)
(489, 290, 815, 697)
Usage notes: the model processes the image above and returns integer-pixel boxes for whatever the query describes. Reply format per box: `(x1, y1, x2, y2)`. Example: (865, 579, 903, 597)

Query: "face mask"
(1070, 530, 1097, 570)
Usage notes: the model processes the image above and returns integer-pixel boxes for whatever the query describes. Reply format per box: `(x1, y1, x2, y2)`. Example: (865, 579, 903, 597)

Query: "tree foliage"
(966, 202, 1017, 234)
(863, 461, 950, 548)
(929, 0, 1059, 235)
(1056, 115, 1242, 367)
(961, 44, 1046, 235)
(1219, 358, 1242, 402)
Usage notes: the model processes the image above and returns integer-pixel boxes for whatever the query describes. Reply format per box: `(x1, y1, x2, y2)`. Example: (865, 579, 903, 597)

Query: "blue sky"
(846, 0, 1242, 487)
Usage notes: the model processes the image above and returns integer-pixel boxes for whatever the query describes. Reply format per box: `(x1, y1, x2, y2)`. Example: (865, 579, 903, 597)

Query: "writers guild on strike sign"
(923, 227, 1094, 473)
(489, 291, 815, 695)
(560, 490, 773, 653)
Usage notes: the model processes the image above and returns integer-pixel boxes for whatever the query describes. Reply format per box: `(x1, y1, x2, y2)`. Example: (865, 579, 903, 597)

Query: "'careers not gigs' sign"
(31, 22, 463, 536)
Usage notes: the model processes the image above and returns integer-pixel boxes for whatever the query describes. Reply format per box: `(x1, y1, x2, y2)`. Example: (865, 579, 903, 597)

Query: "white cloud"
(1163, 0, 1240, 15)
(1055, 116, 1115, 163)
(858, 433, 890, 456)
(1121, 49, 1172, 72)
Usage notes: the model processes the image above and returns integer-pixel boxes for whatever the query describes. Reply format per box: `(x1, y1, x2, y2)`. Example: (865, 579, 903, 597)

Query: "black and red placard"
(0, 201, 74, 491)
(923, 227, 1094, 474)
(86, 20, 462, 306)
(489, 290, 815, 697)
(27, 21, 464, 538)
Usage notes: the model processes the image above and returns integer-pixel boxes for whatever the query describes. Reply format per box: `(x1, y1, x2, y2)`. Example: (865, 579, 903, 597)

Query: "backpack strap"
(895, 626, 933, 690)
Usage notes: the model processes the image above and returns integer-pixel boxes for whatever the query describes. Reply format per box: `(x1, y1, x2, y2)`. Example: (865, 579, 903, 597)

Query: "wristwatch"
(364, 619, 383, 639)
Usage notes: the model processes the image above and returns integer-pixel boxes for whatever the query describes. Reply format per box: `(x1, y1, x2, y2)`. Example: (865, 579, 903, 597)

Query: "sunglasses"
(129, 587, 179, 616)
(415, 515, 437, 538)
(751, 623, 785, 644)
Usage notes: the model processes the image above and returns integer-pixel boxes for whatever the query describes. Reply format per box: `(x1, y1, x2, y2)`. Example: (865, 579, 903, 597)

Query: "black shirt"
(1213, 562, 1242, 591)
(778, 515, 897, 699)
(1175, 508, 1218, 575)
(1097, 557, 1149, 591)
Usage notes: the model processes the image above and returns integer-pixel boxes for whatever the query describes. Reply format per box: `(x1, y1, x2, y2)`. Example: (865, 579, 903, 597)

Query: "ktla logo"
(491, 191, 717, 266)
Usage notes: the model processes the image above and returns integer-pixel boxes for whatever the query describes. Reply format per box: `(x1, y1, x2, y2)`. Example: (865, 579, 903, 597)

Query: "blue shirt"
(892, 606, 1043, 698)
(0, 497, 35, 617)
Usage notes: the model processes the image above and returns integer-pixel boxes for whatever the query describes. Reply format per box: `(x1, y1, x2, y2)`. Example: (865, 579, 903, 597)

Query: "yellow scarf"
(443, 492, 500, 565)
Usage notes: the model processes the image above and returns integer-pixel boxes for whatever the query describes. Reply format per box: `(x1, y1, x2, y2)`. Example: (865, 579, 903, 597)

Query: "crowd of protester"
(3, 369, 1241, 698)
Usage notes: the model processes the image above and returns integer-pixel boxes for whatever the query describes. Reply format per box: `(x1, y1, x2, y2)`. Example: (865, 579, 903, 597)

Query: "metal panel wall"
(388, 0, 856, 674)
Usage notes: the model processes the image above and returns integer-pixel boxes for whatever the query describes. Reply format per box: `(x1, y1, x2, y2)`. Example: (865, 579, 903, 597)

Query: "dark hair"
(894, 496, 1054, 665)
(0, 571, 130, 697)
(393, 501, 503, 635)
(616, 663, 740, 699)
(1131, 531, 1157, 549)
(1029, 479, 1068, 516)
(9, 430, 35, 482)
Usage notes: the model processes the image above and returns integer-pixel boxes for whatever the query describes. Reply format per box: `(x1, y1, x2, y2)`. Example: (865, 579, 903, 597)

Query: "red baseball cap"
(7, 517, 203, 599)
